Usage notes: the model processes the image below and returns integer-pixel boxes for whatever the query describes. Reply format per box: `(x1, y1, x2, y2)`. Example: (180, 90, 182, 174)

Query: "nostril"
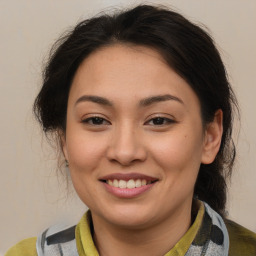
(107, 151, 147, 166)
(106, 136, 147, 165)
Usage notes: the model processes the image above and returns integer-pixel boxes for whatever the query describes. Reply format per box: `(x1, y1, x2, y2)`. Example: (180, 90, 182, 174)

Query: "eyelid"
(81, 114, 111, 125)
(144, 114, 176, 125)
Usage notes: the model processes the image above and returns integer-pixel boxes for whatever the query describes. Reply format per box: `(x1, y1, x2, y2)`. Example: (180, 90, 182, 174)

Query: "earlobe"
(201, 109, 223, 164)
(59, 130, 69, 161)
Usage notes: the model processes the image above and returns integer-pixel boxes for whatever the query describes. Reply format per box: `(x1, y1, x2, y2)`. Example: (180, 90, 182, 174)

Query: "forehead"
(73, 44, 169, 88)
(69, 44, 200, 110)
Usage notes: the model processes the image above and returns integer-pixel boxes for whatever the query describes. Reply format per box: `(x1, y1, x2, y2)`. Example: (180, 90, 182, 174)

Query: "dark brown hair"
(34, 5, 238, 216)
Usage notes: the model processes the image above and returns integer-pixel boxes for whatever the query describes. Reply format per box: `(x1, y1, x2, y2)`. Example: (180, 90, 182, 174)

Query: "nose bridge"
(107, 121, 146, 165)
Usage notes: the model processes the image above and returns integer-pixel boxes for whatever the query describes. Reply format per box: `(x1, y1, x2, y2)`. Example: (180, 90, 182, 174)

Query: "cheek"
(150, 133, 203, 207)
(65, 133, 108, 205)
(66, 132, 107, 172)
(149, 130, 204, 176)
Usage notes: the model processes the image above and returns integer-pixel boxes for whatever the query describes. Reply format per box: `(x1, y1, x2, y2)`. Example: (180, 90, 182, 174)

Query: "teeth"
(141, 179, 147, 186)
(119, 180, 126, 188)
(135, 179, 141, 187)
(107, 179, 153, 188)
(113, 179, 119, 187)
(127, 179, 135, 189)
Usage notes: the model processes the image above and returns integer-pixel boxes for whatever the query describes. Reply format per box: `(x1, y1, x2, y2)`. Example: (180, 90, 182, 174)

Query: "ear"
(59, 130, 69, 162)
(201, 109, 223, 164)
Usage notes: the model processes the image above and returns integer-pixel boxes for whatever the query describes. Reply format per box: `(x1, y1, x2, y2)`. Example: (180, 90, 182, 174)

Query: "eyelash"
(82, 116, 111, 125)
(81, 116, 175, 126)
(145, 117, 175, 126)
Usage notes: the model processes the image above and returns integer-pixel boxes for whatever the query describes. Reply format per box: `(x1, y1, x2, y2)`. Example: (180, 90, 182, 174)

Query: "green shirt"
(5, 202, 256, 256)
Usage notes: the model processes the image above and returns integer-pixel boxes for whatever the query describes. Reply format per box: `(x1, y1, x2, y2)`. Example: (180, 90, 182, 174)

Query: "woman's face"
(63, 44, 218, 229)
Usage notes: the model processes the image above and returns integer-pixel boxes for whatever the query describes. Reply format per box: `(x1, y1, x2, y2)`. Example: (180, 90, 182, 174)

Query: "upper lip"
(99, 173, 159, 182)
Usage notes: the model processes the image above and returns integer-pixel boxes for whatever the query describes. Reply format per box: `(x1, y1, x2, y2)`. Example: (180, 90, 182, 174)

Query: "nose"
(106, 124, 147, 166)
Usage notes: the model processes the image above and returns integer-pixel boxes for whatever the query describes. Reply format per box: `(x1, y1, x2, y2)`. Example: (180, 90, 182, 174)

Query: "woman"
(6, 4, 256, 256)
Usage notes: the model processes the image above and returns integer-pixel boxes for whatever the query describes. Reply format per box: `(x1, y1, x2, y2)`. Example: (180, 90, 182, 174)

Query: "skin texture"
(62, 44, 223, 256)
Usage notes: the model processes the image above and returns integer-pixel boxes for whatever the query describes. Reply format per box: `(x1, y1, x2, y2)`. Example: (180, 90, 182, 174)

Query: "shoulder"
(37, 225, 77, 256)
(5, 237, 37, 256)
(225, 219, 256, 256)
(5, 225, 77, 256)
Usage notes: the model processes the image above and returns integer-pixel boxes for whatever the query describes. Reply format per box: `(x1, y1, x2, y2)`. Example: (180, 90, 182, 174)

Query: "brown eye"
(152, 117, 165, 125)
(146, 117, 175, 126)
(82, 116, 110, 125)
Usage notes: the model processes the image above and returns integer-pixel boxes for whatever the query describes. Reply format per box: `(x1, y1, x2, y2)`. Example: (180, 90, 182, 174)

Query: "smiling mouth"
(101, 179, 157, 189)
(99, 174, 159, 198)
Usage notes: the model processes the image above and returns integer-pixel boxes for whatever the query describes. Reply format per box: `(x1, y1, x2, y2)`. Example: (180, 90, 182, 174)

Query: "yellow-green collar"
(75, 202, 204, 256)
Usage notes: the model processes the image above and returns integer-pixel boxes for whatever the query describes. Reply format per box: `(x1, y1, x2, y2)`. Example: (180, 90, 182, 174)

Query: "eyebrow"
(75, 94, 183, 107)
(75, 95, 113, 106)
(139, 94, 184, 107)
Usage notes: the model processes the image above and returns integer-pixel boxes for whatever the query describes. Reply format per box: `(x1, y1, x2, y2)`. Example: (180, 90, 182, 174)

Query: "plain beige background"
(1, 0, 256, 254)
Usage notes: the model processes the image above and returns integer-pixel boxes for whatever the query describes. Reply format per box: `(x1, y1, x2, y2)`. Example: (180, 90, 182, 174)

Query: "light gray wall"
(1, 0, 256, 254)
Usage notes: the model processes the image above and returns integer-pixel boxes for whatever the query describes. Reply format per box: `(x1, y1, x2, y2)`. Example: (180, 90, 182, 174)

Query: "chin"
(96, 204, 161, 229)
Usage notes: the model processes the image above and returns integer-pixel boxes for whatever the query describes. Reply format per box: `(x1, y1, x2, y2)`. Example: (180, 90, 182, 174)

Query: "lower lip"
(102, 182, 156, 198)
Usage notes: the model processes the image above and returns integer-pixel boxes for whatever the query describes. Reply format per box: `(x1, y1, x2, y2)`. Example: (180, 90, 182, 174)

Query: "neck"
(91, 201, 194, 256)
